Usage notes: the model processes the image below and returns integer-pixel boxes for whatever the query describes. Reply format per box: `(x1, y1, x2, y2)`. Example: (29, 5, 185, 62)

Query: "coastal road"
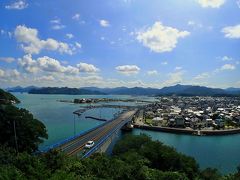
(57, 109, 137, 156)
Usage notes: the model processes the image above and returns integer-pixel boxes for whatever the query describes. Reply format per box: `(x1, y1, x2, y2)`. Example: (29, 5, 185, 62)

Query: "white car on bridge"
(85, 140, 95, 149)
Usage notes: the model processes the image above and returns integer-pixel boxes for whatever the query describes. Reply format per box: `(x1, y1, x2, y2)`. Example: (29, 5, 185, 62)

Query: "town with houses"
(137, 96, 240, 131)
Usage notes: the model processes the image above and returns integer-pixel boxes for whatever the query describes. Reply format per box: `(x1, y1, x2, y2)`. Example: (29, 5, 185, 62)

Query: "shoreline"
(133, 124, 240, 136)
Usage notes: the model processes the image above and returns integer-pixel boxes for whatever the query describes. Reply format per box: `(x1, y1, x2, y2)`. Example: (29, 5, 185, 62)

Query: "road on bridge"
(57, 109, 137, 156)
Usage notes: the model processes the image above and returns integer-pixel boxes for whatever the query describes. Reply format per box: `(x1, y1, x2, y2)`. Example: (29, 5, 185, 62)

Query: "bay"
(14, 93, 240, 174)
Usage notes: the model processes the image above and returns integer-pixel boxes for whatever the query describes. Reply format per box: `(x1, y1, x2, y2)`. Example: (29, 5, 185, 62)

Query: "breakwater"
(85, 116, 107, 121)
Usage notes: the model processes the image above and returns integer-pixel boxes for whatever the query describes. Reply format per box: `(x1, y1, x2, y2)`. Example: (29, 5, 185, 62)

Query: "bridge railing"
(41, 111, 123, 152)
(82, 113, 135, 158)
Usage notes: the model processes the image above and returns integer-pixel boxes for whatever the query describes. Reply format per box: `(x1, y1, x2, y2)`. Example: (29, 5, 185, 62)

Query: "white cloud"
(220, 64, 236, 71)
(52, 24, 65, 30)
(115, 65, 140, 75)
(175, 66, 182, 71)
(164, 70, 185, 86)
(194, 72, 210, 80)
(221, 56, 233, 61)
(99, 20, 110, 27)
(18, 54, 39, 73)
(0, 69, 4, 77)
(38, 56, 67, 73)
(14, 25, 74, 54)
(75, 42, 82, 48)
(222, 24, 240, 39)
(5, 0, 28, 10)
(18, 54, 79, 75)
(35, 75, 55, 82)
(187, 20, 203, 28)
(0, 57, 15, 63)
(147, 70, 158, 76)
(72, 13, 80, 21)
(136, 22, 190, 53)
(0, 69, 20, 80)
(196, 0, 225, 8)
(77, 62, 100, 73)
(161, 61, 168, 65)
(50, 19, 60, 24)
(66, 33, 74, 39)
(50, 18, 65, 30)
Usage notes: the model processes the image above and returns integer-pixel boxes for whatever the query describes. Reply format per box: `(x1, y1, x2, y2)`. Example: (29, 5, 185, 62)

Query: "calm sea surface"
(14, 93, 240, 174)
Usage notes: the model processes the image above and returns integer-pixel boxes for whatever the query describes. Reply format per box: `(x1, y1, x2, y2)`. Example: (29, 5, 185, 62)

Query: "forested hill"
(0, 89, 20, 104)
(29, 87, 105, 95)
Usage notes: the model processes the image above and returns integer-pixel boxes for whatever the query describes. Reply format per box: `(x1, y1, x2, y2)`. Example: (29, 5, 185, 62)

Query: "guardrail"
(41, 111, 123, 152)
(82, 113, 135, 158)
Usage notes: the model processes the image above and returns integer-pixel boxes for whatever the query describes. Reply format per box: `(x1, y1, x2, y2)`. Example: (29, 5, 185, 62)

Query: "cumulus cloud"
(99, 20, 110, 27)
(222, 24, 240, 39)
(18, 54, 39, 73)
(136, 22, 190, 53)
(18, 54, 79, 75)
(77, 62, 100, 73)
(147, 70, 158, 76)
(5, 0, 28, 10)
(196, 0, 225, 8)
(0, 69, 20, 80)
(0, 57, 15, 63)
(14, 25, 74, 54)
(115, 65, 140, 75)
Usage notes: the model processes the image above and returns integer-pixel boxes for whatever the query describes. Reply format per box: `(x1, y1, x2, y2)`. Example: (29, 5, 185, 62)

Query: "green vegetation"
(0, 90, 240, 179)
(145, 118, 152, 125)
(0, 134, 240, 179)
(0, 88, 48, 153)
(0, 89, 20, 104)
(29, 87, 105, 95)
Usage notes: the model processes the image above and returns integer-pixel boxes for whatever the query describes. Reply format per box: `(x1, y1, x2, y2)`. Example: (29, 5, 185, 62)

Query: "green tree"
(0, 105, 48, 153)
(200, 168, 222, 180)
(0, 89, 20, 104)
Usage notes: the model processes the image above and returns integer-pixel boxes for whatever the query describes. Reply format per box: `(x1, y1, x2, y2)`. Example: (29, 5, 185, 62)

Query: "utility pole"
(13, 119, 18, 153)
(74, 115, 76, 136)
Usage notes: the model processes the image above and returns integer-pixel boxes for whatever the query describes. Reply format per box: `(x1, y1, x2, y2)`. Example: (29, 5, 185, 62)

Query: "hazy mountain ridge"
(28, 87, 105, 95)
(5, 84, 240, 96)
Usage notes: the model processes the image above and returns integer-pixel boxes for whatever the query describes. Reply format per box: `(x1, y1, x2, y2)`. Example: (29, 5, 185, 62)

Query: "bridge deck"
(56, 109, 137, 156)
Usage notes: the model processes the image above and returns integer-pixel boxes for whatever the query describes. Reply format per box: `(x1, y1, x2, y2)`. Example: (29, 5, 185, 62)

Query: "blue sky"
(0, 0, 239, 88)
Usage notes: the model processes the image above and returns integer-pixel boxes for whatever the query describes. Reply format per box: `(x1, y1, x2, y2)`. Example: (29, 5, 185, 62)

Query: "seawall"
(134, 124, 240, 136)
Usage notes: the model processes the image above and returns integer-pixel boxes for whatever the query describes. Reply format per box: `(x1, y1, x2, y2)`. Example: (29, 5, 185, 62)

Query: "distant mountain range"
(6, 86, 40, 93)
(28, 87, 105, 95)
(5, 84, 240, 96)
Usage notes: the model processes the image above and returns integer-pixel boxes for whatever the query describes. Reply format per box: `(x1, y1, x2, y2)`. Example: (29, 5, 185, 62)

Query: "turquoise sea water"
(14, 93, 240, 174)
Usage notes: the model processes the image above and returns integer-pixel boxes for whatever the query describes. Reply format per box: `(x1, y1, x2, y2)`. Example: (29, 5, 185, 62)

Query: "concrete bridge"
(43, 109, 137, 157)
